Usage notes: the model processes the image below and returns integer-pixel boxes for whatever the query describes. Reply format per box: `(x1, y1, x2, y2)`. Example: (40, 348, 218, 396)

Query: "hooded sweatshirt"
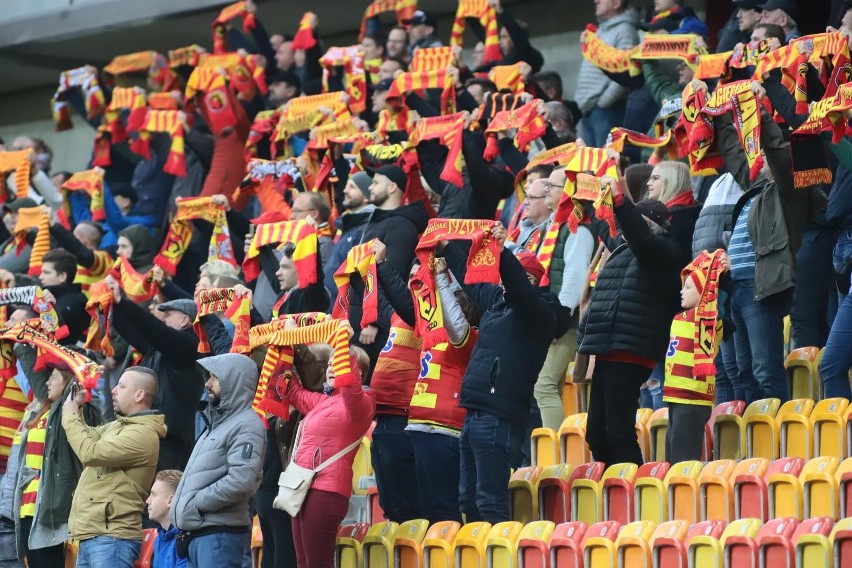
(119, 224, 157, 273)
(170, 354, 265, 532)
(63, 409, 167, 541)
(574, 8, 640, 113)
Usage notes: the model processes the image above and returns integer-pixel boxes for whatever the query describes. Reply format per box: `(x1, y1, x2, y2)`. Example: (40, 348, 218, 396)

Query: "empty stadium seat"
(562, 380, 584, 420)
(516, 521, 555, 568)
(703, 402, 745, 461)
(748, 399, 811, 461)
(794, 517, 840, 568)
(689, 518, 760, 568)
(803, 456, 841, 519)
(770, 456, 838, 521)
(839, 457, 852, 518)
(735, 457, 799, 522)
(510, 466, 542, 524)
(559, 414, 590, 467)
(134, 529, 156, 568)
(537, 464, 575, 524)
(607, 461, 668, 525)
(337, 522, 371, 568)
(392, 519, 431, 568)
(572, 463, 636, 526)
(648, 408, 668, 463)
(723, 517, 776, 568)
(484, 521, 523, 568)
(530, 428, 559, 469)
(708, 458, 762, 524)
(453, 522, 492, 568)
(754, 517, 798, 568)
(649, 520, 689, 568)
(636, 461, 702, 524)
(832, 517, 852, 568)
(785, 346, 820, 401)
(697, 459, 737, 523)
(669, 461, 720, 524)
(846, 407, 852, 459)
(715, 399, 780, 461)
(635, 408, 653, 463)
(548, 522, 587, 568)
(581, 521, 622, 568)
(812, 398, 850, 460)
(422, 521, 461, 568)
(614, 520, 655, 568)
(363, 522, 400, 568)
(778, 398, 815, 460)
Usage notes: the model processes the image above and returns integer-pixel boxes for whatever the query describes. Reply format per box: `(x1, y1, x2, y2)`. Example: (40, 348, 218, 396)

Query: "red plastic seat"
(649, 520, 689, 568)
(581, 521, 621, 568)
(735, 457, 804, 522)
(605, 461, 668, 525)
(367, 486, 386, 525)
(134, 528, 157, 568)
(337, 522, 370, 541)
(539, 462, 604, 524)
(754, 517, 800, 568)
(703, 402, 745, 461)
(548, 522, 587, 568)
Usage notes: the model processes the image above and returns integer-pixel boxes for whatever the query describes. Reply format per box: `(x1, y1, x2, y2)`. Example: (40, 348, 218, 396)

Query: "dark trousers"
(292, 489, 348, 568)
(408, 430, 463, 524)
(791, 225, 837, 349)
(254, 488, 297, 568)
(458, 410, 525, 524)
(820, 289, 852, 399)
(666, 403, 713, 464)
(585, 360, 651, 467)
(19, 516, 64, 568)
(371, 414, 421, 522)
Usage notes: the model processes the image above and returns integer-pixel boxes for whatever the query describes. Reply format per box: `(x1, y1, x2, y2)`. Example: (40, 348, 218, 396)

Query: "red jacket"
(289, 379, 375, 497)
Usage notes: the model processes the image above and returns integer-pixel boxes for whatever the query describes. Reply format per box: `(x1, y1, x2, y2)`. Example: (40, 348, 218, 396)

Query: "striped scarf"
(76, 250, 113, 298)
(84, 279, 115, 357)
(62, 168, 105, 222)
(537, 220, 562, 287)
(306, 119, 362, 151)
(130, 109, 186, 176)
(554, 151, 617, 236)
(0, 287, 62, 341)
(514, 142, 577, 201)
(102, 87, 148, 143)
(243, 221, 318, 284)
(103, 50, 158, 75)
(411, 47, 455, 72)
(319, 46, 368, 114)
(410, 219, 501, 350)
(332, 240, 379, 328)
(168, 44, 205, 69)
(109, 256, 159, 303)
(608, 127, 676, 159)
(681, 249, 726, 381)
(148, 92, 181, 111)
(406, 113, 466, 187)
(51, 67, 105, 131)
(0, 151, 31, 203)
(291, 12, 318, 50)
(376, 107, 415, 138)
(359, 0, 417, 40)
(155, 197, 236, 276)
(451, 0, 502, 65)
(386, 70, 457, 115)
(244, 109, 279, 162)
(212, 1, 256, 54)
(581, 24, 640, 75)
(474, 93, 523, 127)
(13, 208, 50, 277)
(482, 100, 546, 161)
(194, 288, 251, 354)
(488, 63, 526, 94)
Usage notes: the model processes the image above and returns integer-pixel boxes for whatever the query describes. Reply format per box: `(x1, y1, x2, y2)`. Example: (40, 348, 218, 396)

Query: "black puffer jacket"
(578, 198, 683, 361)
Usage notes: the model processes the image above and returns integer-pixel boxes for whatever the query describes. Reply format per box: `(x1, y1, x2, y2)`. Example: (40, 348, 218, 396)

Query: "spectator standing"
(146, 469, 188, 568)
(170, 354, 265, 568)
(717, 0, 761, 52)
(758, 0, 800, 41)
(402, 11, 442, 55)
(62, 367, 166, 568)
(38, 249, 91, 345)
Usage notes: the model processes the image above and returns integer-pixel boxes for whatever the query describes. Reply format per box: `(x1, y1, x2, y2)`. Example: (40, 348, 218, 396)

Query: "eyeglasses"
(524, 195, 547, 203)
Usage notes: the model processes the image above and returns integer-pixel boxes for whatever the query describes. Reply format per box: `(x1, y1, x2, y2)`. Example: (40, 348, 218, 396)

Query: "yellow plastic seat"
(422, 521, 460, 568)
(648, 408, 669, 463)
(337, 523, 371, 568)
(484, 521, 523, 568)
(363, 522, 400, 568)
(688, 518, 760, 568)
(615, 520, 656, 568)
(802, 457, 841, 519)
(516, 521, 555, 568)
(509, 466, 541, 524)
(770, 456, 838, 521)
(669, 460, 720, 524)
(530, 428, 559, 468)
(453, 522, 492, 568)
(353, 435, 374, 495)
(796, 517, 852, 568)
(748, 398, 810, 460)
(562, 380, 584, 419)
(558, 413, 589, 467)
(392, 519, 431, 568)
(635, 408, 653, 463)
(697, 459, 737, 522)
(785, 346, 820, 400)
(582, 521, 622, 568)
(811, 397, 850, 460)
(778, 398, 815, 460)
(714, 399, 780, 460)
(572, 462, 637, 526)
(635, 461, 700, 524)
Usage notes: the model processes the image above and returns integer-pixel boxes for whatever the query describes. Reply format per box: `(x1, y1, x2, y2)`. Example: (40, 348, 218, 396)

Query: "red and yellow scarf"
(168, 44, 205, 69)
(553, 152, 617, 236)
(101, 87, 148, 144)
(0, 287, 62, 340)
(155, 197, 235, 276)
(359, 0, 417, 40)
(244, 109, 280, 162)
(513, 142, 577, 201)
(608, 127, 676, 159)
(376, 107, 415, 139)
(451, 0, 502, 65)
(51, 67, 105, 131)
(410, 219, 501, 350)
(62, 168, 105, 222)
(13, 208, 50, 277)
(109, 256, 159, 303)
(129, 109, 187, 176)
(331, 240, 379, 328)
(489, 63, 526, 94)
(0, 151, 32, 204)
(211, 1, 256, 54)
(194, 288, 251, 354)
(410, 47, 455, 72)
(405, 113, 466, 187)
(681, 249, 726, 381)
(291, 12, 318, 50)
(386, 69, 457, 115)
(536, 221, 562, 287)
(84, 279, 115, 357)
(319, 46, 368, 114)
(482, 100, 546, 161)
(243, 221, 318, 285)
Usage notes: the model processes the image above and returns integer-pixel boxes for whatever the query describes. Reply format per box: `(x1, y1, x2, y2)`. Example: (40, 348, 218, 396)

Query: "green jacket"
(63, 410, 167, 541)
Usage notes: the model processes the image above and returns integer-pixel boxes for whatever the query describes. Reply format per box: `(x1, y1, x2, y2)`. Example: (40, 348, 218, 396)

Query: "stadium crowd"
(0, 0, 851, 566)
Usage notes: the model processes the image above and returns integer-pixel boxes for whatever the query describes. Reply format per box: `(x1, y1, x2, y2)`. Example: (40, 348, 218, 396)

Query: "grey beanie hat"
(349, 171, 373, 198)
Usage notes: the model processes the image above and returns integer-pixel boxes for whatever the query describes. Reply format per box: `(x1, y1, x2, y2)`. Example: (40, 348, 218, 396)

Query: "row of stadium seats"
(335, 516, 852, 568)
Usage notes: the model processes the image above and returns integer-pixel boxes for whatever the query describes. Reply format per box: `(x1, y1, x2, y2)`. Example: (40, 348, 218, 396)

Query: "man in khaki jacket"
(62, 366, 167, 568)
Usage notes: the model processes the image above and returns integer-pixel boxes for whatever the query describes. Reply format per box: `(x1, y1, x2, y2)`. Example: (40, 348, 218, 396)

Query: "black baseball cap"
(110, 182, 138, 203)
(733, 0, 763, 10)
(402, 10, 438, 28)
(757, 0, 796, 18)
(367, 165, 407, 192)
(635, 199, 670, 227)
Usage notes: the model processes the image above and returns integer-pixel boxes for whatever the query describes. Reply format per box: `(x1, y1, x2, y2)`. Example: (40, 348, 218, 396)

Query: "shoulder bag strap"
(313, 435, 364, 474)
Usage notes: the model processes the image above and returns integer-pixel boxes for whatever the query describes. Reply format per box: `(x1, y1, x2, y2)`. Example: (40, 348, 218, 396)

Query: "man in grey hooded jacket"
(170, 354, 265, 568)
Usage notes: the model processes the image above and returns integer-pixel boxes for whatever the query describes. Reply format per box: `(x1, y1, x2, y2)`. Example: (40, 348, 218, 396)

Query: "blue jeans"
(640, 362, 664, 410)
(834, 229, 852, 299)
(580, 102, 627, 148)
(820, 274, 852, 399)
(408, 430, 463, 524)
(188, 532, 250, 568)
(714, 334, 744, 403)
(458, 410, 525, 524)
(371, 414, 421, 522)
(791, 225, 837, 348)
(76, 536, 141, 568)
(730, 279, 791, 403)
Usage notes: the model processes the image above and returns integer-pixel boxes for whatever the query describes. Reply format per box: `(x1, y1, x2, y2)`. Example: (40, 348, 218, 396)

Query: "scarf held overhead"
(331, 239, 379, 328)
(243, 220, 318, 285)
(62, 168, 105, 222)
(194, 288, 251, 354)
(451, 0, 502, 65)
(155, 197, 236, 276)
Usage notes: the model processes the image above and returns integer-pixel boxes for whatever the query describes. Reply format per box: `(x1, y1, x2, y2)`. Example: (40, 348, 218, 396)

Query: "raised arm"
(62, 414, 159, 468)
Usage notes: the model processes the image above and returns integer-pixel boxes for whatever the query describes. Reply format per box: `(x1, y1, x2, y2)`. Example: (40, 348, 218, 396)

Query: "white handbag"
(272, 421, 362, 516)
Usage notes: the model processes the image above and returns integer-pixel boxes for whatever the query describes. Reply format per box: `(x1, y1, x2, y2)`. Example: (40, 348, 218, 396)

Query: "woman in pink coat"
(288, 344, 374, 568)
